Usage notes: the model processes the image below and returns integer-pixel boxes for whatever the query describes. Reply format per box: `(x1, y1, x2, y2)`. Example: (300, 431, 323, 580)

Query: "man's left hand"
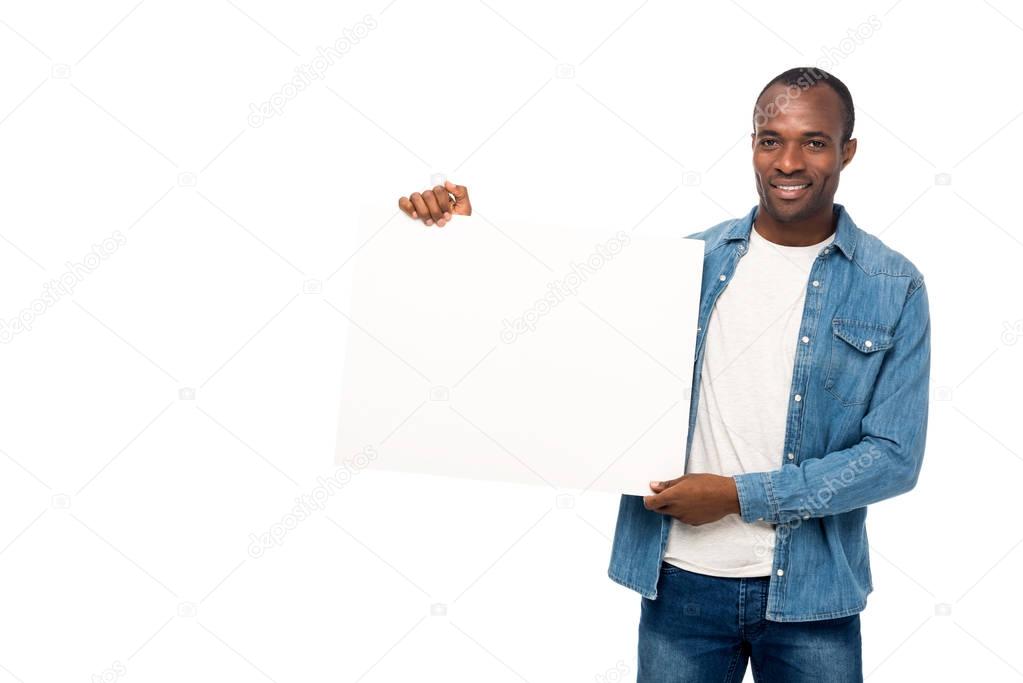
(642, 473, 741, 526)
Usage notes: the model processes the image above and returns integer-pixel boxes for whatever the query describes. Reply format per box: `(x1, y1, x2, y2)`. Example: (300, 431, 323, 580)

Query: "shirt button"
(801, 335, 809, 344)
(812, 280, 820, 287)
(787, 452, 794, 460)
(794, 394, 802, 402)
(824, 248, 830, 254)
(802, 514, 810, 519)
(757, 517, 764, 521)
(864, 340, 873, 348)
(719, 274, 726, 281)
(776, 569, 784, 577)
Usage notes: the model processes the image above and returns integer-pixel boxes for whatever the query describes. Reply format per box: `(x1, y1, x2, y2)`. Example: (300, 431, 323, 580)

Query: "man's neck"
(754, 203, 836, 246)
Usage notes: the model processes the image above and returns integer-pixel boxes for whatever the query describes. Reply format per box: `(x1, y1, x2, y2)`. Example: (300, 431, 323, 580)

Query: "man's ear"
(841, 138, 857, 169)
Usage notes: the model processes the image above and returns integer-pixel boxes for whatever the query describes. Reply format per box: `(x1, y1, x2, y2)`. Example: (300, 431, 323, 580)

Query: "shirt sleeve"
(732, 277, 931, 524)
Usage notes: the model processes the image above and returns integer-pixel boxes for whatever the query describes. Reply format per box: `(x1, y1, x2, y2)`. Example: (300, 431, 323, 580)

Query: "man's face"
(752, 83, 856, 224)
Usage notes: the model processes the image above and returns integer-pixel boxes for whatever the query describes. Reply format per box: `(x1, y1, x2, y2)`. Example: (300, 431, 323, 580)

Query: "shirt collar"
(724, 203, 857, 260)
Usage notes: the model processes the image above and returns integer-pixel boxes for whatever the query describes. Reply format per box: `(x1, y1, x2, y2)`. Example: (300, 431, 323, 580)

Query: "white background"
(0, 1, 1020, 681)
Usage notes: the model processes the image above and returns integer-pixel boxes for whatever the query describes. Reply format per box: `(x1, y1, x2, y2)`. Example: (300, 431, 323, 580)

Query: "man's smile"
(770, 180, 812, 199)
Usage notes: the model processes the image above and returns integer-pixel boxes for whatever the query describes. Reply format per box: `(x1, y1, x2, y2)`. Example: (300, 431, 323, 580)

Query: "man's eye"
(808, 140, 826, 149)
(760, 139, 777, 147)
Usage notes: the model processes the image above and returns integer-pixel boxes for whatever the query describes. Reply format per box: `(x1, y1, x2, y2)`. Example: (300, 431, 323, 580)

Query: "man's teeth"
(776, 184, 808, 190)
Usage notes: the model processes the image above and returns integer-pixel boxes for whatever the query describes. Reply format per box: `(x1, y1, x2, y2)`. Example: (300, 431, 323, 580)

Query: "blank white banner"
(334, 203, 704, 495)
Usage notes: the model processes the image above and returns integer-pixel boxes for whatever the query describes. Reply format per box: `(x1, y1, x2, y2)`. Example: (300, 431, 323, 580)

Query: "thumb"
(651, 476, 683, 490)
(444, 179, 465, 199)
(444, 179, 471, 214)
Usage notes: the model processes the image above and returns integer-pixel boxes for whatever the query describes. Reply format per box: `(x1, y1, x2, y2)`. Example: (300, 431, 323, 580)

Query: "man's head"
(751, 67, 857, 224)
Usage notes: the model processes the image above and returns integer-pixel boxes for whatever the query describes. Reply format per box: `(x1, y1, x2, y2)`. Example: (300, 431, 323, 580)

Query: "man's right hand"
(398, 180, 471, 227)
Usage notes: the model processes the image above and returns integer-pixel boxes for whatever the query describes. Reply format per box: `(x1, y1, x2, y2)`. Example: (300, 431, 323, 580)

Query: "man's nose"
(775, 145, 805, 175)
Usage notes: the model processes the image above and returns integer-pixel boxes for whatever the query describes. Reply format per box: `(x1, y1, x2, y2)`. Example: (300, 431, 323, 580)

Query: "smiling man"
(607, 67, 931, 682)
(395, 66, 929, 683)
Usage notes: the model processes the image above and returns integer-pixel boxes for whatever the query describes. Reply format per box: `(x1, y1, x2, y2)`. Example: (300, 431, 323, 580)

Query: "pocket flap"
(832, 319, 894, 353)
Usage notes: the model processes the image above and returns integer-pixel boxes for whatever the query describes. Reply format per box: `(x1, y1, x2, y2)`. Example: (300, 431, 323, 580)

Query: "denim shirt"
(607, 202, 930, 622)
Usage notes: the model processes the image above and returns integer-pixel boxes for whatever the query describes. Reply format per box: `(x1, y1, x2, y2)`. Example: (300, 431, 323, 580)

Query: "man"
(396, 67, 930, 682)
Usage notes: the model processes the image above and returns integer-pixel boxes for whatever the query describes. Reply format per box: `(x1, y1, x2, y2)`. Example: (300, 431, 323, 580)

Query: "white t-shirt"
(662, 222, 836, 577)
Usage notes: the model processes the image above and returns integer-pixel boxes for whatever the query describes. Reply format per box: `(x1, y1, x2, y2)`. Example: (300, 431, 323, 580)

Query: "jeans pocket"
(660, 561, 685, 576)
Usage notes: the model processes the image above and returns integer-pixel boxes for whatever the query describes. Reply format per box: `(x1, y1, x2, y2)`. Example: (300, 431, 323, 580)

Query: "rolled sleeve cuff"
(733, 472, 776, 523)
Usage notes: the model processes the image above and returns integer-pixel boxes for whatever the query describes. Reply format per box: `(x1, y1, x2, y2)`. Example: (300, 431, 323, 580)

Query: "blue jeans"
(638, 562, 862, 682)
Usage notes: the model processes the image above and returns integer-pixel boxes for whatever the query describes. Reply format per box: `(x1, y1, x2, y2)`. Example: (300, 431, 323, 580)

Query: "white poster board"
(334, 204, 704, 495)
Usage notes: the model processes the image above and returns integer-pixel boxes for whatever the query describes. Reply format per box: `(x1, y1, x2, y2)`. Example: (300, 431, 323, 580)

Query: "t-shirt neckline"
(752, 221, 835, 251)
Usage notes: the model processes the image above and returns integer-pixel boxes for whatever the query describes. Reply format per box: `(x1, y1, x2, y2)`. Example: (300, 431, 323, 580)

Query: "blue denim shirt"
(607, 202, 930, 622)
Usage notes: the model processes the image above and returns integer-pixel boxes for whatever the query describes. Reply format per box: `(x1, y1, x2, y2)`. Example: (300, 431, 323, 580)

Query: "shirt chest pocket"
(824, 319, 895, 406)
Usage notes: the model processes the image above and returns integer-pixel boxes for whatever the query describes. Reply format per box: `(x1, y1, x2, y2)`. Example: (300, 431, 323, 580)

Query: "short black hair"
(753, 67, 855, 146)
